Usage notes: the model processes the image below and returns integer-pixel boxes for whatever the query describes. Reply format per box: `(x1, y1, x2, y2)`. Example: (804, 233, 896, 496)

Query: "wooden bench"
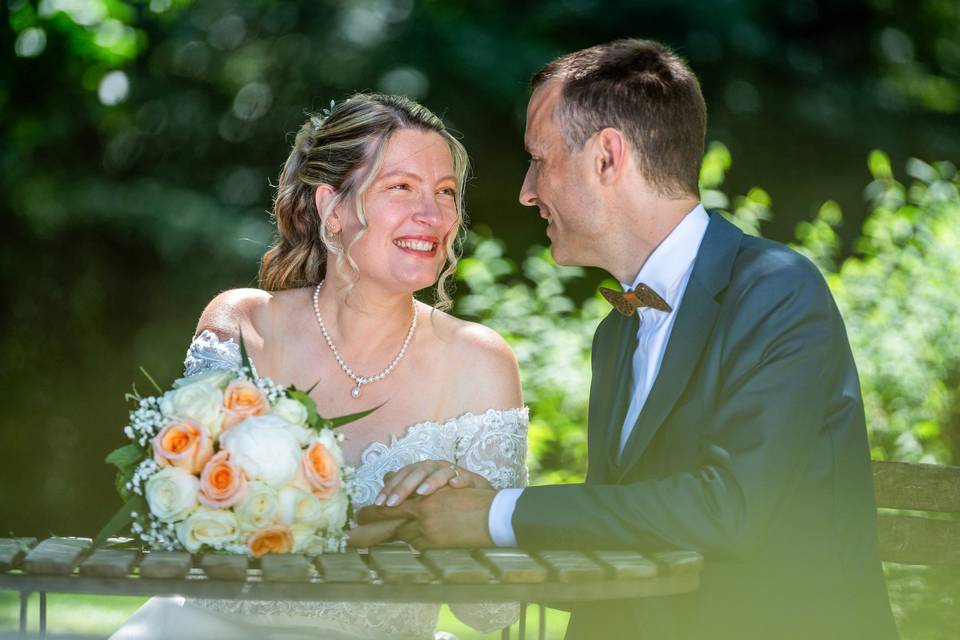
(872, 459, 960, 565)
(0, 542, 702, 640)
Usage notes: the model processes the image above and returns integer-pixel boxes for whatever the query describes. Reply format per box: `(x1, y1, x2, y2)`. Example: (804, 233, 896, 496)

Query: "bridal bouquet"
(98, 346, 372, 557)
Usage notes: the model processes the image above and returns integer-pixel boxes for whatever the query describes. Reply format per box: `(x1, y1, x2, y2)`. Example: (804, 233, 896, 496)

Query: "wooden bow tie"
(599, 284, 672, 316)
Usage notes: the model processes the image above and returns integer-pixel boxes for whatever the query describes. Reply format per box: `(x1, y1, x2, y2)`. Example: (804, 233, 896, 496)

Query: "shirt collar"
(620, 204, 710, 307)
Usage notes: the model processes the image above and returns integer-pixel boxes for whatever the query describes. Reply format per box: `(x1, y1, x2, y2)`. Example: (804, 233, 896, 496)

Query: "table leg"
(18, 591, 29, 640)
(538, 604, 546, 640)
(518, 602, 527, 639)
(39, 591, 47, 639)
(500, 624, 510, 640)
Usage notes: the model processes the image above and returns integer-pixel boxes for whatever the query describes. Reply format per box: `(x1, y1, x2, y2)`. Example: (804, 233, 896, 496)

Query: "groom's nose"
(519, 166, 538, 207)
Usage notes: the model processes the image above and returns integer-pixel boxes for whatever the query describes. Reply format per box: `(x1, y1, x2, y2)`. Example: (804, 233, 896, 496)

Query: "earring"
(325, 221, 340, 234)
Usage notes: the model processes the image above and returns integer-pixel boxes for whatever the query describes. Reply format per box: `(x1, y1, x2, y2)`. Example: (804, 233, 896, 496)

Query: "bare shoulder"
(425, 307, 523, 410)
(196, 288, 274, 344)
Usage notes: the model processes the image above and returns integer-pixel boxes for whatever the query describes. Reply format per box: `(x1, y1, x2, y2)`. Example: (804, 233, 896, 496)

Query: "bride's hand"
(346, 518, 406, 548)
(374, 460, 492, 507)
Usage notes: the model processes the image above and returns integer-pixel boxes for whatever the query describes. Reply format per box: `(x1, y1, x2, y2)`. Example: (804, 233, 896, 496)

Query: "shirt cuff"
(487, 488, 523, 547)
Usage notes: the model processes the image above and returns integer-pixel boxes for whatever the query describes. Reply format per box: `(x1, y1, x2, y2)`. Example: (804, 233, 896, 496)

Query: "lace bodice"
(183, 330, 529, 639)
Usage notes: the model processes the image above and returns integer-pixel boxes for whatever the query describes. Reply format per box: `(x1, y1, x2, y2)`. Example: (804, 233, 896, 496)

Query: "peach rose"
(302, 440, 340, 498)
(248, 524, 294, 557)
(222, 380, 269, 429)
(198, 451, 248, 508)
(153, 418, 213, 474)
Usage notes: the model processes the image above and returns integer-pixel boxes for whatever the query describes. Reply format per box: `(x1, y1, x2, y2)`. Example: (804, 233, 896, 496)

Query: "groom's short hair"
(532, 38, 706, 198)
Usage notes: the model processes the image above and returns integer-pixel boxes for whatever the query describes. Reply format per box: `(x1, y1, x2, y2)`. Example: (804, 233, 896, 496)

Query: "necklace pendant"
(351, 385, 361, 399)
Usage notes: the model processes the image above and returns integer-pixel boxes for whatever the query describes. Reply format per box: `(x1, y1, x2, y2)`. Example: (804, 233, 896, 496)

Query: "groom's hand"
(356, 487, 496, 549)
(346, 519, 406, 548)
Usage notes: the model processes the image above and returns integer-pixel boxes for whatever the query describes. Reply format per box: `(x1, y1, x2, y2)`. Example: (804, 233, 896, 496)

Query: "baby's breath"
(139, 519, 179, 550)
(322, 531, 349, 554)
(128, 458, 160, 496)
(341, 465, 359, 497)
(127, 397, 165, 447)
(256, 376, 287, 403)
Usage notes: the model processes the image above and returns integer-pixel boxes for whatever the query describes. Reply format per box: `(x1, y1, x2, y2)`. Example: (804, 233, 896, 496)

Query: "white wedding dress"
(110, 331, 529, 640)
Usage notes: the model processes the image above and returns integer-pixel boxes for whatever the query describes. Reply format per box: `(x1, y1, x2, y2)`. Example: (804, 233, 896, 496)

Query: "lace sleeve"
(449, 408, 529, 634)
(183, 329, 243, 376)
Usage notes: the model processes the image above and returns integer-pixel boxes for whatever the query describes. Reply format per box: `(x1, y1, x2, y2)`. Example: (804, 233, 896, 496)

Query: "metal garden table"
(0, 537, 703, 639)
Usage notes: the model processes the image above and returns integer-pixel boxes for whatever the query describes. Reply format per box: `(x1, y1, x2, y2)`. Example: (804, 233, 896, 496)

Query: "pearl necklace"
(312, 282, 417, 398)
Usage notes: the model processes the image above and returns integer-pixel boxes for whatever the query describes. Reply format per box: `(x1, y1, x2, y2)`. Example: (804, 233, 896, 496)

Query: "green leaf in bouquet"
(139, 366, 164, 395)
(107, 444, 145, 501)
(324, 403, 384, 429)
(286, 384, 382, 431)
(92, 496, 147, 551)
(115, 471, 134, 501)
(288, 389, 320, 427)
(106, 444, 144, 471)
(238, 327, 253, 372)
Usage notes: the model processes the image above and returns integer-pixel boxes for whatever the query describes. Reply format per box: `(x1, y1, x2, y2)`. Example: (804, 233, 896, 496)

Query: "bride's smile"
(393, 236, 440, 256)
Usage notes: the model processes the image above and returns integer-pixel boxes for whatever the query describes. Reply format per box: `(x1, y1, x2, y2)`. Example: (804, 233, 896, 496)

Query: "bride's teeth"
(394, 239, 436, 251)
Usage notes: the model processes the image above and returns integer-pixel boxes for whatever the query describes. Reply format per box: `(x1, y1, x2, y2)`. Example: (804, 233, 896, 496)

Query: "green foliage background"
(2, 0, 960, 636)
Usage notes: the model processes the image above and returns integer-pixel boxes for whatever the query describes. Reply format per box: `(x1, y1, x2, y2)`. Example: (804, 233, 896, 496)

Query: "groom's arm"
(511, 257, 847, 556)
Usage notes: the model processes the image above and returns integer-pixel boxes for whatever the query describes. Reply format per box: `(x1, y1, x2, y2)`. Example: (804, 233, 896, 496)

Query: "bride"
(111, 93, 528, 639)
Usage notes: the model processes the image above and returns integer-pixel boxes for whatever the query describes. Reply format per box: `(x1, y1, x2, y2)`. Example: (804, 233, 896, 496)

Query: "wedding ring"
(449, 464, 461, 480)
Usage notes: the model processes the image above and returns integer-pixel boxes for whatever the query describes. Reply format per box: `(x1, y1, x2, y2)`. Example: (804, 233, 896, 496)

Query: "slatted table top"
(0, 537, 702, 603)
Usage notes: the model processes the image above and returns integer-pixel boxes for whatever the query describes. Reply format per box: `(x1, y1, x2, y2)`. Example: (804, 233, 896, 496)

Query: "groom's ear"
(594, 127, 627, 186)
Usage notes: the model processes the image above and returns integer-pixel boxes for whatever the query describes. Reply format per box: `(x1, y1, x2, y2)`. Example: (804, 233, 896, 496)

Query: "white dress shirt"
(487, 204, 711, 547)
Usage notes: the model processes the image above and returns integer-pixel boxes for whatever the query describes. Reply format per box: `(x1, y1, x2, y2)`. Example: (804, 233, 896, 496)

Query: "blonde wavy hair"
(259, 93, 469, 310)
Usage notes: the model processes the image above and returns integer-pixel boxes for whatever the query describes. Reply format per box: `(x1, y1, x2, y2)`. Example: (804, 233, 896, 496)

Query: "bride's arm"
(447, 322, 523, 413)
(195, 288, 271, 344)
(187, 288, 272, 370)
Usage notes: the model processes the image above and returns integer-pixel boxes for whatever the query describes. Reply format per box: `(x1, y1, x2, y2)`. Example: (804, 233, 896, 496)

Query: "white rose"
(234, 481, 280, 531)
(173, 368, 235, 391)
(176, 508, 241, 552)
(160, 382, 225, 437)
(145, 467, 199, 523)
(312, 490, 349, 532)
(277, 485, 326, 527)
(282, 422, 314, 448)
(289, 524, 320, 554)
(220, 415, 302, 487)
(272, 397, 309, 427)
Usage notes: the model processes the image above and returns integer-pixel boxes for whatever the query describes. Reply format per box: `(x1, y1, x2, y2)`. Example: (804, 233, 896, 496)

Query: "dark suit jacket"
(513, 213, 898, 639)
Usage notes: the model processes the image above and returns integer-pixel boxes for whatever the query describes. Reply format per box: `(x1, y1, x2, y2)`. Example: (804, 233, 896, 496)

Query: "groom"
(360, 39, 898, 639)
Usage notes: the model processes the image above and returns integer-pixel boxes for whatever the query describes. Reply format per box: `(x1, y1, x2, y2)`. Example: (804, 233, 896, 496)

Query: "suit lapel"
(615, 214, 744, 479)
(604, 314, 639, 471)
(586, 311, 630, 483)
